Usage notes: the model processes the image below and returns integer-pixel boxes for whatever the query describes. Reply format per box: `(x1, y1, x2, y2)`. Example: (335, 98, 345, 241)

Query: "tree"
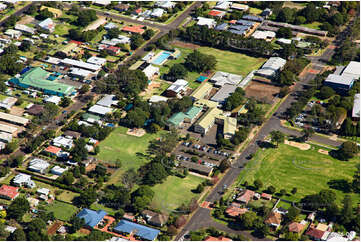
(107, 28, 121, 39)
(279, 70, 296, 86)
(166, 64, 188, 81)
(284, 206, 300, 222)
(334, 141, 359, 161)
(238, 211, 258, 229)
(130, 34, 145, 50)
(267, 186, 276, 194)
(318, 86, 335, 99)
(184, 50, 217, 73)
(277, 8, 296, 23)
(27, 218, 46, 233)
(270, 131, 285, 147)
(121, 168, 140, 190)
(291, 187, 297, 194)
(276, 27, 293, 38)
(7, 197, 30, 220)
(60, 96, 71, 107)
(285, 231, 299, 241)
(340, 195, 353, 225)
(301, 128, 314, 142)
(279, 86, 290, 98)
(254, 179, 263, 190)
(195, 184, 204, 193)
(70, 138, 88, 162)
(8, 229, 26, 241)
(79, 84, 90, 94)
(69, 216, 85, 233)
(280, 189, 287, 196)
(295, 16, 306, 25)
(224, 87, 246, 111)
(142, 29, 155, 40)
(125, 107, 148, 128)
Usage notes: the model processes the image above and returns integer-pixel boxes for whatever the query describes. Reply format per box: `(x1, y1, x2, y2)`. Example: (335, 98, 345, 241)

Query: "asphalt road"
(175, 38, 343, 241)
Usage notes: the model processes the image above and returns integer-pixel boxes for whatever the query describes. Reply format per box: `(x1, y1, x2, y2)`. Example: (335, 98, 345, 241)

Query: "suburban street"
(175, 30, 345, 240)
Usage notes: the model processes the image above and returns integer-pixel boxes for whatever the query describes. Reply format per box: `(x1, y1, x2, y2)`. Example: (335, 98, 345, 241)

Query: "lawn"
(237, 143, 359, 206)
(56, 190, 79, 203)
(249, 7, 263, 15)
(90, 202, 117, 216)
(300, 21, 322, 30)
(43, 200, 79, 221)
(151, 175, 205, 214)
(96, 126, 164, 184)
(158, 45, 266, 90)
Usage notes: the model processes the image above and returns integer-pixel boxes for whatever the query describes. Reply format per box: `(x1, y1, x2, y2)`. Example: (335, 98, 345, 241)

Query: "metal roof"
(0, 112, 29, 126)
(352, 94, 360, 118)
(77, 209, 107, 228)
(211, 84, 237, 103)
(342, 61, 360, 79)
(191, 82, 213, 100)
(88, 105, 113, 115)
(61, 58, 101, 72)
(114, 220, 160, 241)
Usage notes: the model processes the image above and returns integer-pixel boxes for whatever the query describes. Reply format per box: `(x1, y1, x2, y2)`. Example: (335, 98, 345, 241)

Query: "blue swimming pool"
(151, 51, 171, 65)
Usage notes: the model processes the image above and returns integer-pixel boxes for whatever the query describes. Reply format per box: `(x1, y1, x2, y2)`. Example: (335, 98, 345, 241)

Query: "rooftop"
(0, 185, 18, 199)
(77, 209, 107, 228)
(88, 105, 113, 115)
(114, 219, 160, 241)
(210, 71, 243, 87)
(210, 84, 237, 103)
(352, 94, 360, 118)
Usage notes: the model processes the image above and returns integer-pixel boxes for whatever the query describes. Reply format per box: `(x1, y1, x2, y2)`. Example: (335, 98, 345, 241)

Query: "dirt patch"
(171, 40, 201, 49)
(318, 149, 329, 155)
(126, 128, 146, 137)
(10, 106, 24, 116)
(284, 140, 311, 150)
(79, 228, 91, 235)
(47, 221, 63, 235)
(245, 81, 280, 103)
(17, 15, 35, 25)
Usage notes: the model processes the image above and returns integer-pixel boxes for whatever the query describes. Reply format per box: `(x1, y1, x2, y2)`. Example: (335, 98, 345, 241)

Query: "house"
(208, 10, 226, 18)
(37, 188, 50, 196)
(261, 193, 272, 200)
(230, 3, 249, 11)
(15, 24, 35, 34)
(277, 38, 292, 45)
(28, 158, 49, 174)
(265, 212, 282, 229)
(12, 173, 36, 188)
(0, 112, 29, 126)
(77, 209, 107, 229)
(44, 96, 62, 105)
(324, 74, 355, 91)
(114, 3, 129, 12)
(256, 57, 287, 79)
(63, 130, 81, 139)
(215, 23, 228, 31)
(52, 136, 73, 149)
(197, 17, 217, 29)
(104, 46, 121, 55)
(242, 14, 264, 22)
(0, 97, 16, 110)
(236, 189, 255, 204)
(104, 22, 117, 30)
(155, 1, 175, 9)
(141, 210, 169, 227)
(26, 104, 44, 115)
(0, 132, 12, 143)
(166, 79, 188, 97)
(307, 212, 316, 221)
(0, 3, 7, 11)
(10, 67, 76, 97)
(149, 95, 168, 104)
(69, 68, 93, 80)
(213, 1, 232, 10)
(151, 8, 165, 18)
(87, 56, 107, 66)
(88, 105, 113, 116)
(191, 82, 213, 100)
(50, 166, 67, 176)
(38, 18, 55, 32)
(142, 65, 159, 81)
(97, 94, 118, 107)
(352, 93, 360, 120)
(210, 71, 243, 87)
(225, 205, 248, 217)
(40, 6, 62, 18)
(261, 8, 272, 18)
(93, 0, 111, 6)
(27, 197, 39, 207)
(252, 30, 275, 41)
(113, 219, 160, 241)
(5, 29, 22, 39)
(210, 84, 237, 105)
(204, 236, 232, 241)
(306, 227, 326, 241)
(288, 222, 305, 233)
(43, 145, 62, 157)
(0, 185, 19, 200)
(122, 25, 145, 34)
(61, 58, 102, 72)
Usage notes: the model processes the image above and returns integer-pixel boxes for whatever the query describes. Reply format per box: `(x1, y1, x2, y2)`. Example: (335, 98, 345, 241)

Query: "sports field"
(151, 175, 205, 213)
(237, 143, 359, 205)
(96, 126, 164, 184)
(43, 200, 78, 221)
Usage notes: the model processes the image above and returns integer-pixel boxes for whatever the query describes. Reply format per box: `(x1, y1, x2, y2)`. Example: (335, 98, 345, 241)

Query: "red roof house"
(208, 10, 226, 18)
(236, 189, 255, 204)
(122, 25, 145, 34)
(0, 185, 19, 200)
(105, 46, 121, 55)
(229, 20, 237, 24)
(288, 222, 305, 233)
(204, 236, 232, 241)
(306, 228, 326, 240)
(225, 206, 248, 217)
(261, 193, 272, 200)
(264, 212, 282, 229)
(44, 145, 62, 157)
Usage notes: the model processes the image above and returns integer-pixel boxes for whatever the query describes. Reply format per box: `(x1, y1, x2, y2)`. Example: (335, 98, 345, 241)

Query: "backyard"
(43, 200, 79, 221)
(236, 143, 360, 206)
(96, 126, 164, 184)
(151, 174, 205, 214)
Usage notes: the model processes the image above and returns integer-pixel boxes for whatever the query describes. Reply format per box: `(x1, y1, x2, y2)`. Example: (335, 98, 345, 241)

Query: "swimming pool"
(151, 51, 171, 65)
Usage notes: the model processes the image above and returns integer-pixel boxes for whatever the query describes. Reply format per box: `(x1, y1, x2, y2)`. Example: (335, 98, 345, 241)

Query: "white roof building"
(37, 188, 50, 196)
(87, 56, 107, 66)
(155, 1, 175, 9)
(28, 158, 49, 174)
(13, 173, 36, 188)
(342, 61, 360, 80)
(38, 18, 55, 32)
(142, 65, 159, 80)
(256, 57, 287, 78)
(52, 136, 73, 149)
(44, 95, 61, 105)
(167, 79, 188, 95)
(210, 71, 243, 87)
(352, 93, 360, 119)
(0, 112, 29, 126)
(252, 30, 276, 40)
(15, 24, 35, 34)
(214, 1, 232, 10)
(210, 84, 238, 104)
(324, 74, 355, 88)
(149, 95, 168, 103)
(50, 165, 67, 176)
(116, 35, 131, 44)
(0, 97, 17, 110)
(4, 226, 16, 234)
(44, 56, 61, 65)
(88, 104, 113, 116)
(0, 132, 12, 143)
(104, 22, 117, 30)
(69, 68, 93, 79)
(151, 8, 165, 18)
(96, 94, 118, 107)
(277, 38, 292, 45)
(197, 17, 216, 29)
(61, 58, 102, 72)
(94, 0, 111, 6)
(0, 123, 17, 134)
(0, 3, 7, 11)
(4, 29, 22, 39)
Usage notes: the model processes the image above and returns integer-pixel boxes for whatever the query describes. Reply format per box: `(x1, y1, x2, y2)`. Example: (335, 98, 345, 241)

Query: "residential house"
(28, 158, 49, 174)
(15, 24, 35, 34)
(5, 29, 22, 39)
(76, 208, 107, 229)
(96, 94, 118, 107)
(265, 211, 282, 229)
(225, 205, 248, 217)
(142, 65, 159, 81)
(155, 1, 175, 9)
(261, 193, 272, 200)
(12, 173, 36, 188)
(208, 10, 226, 18)
(88, 105, 113, 116)
(204, 236, 232, 241)
(166, 79, 188, 97)
(52, 136, 73, 149)
(197, 17, 217, 28)
(151, 8, 165, 18)
(213, 1, 232, 10)
(122, 25, 145, 34)
(104, 22, 117, 30)
(306, 227, 326, 241)
(141, 210, 169, 227)
(43, 145, 62, 157)
(114, 3, 129, 12)
(50, 166, 68, 176)
(113, 219, 160, 241)
(37, 188, 50, 196)
(0, 185, 19, 200)
(37, 18, 55, 33)
(93, 0, 111, 6)
(230, 3, 249, 11)
(288, 222, 305, 234)
(210, 71, 243, 87)
(236, 189, 255, 204)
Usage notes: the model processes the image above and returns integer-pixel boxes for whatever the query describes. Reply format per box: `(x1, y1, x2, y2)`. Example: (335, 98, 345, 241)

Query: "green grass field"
(56, 190, 79, 203)
(158, 45, 266, 89)
(237, 143, 359, 205)
(44, 200, 78, 221)
(249, 7, 263, 15)
(300, 21, 322, 30)
(151, 175, 205, 213)
(96, 126, 164, 184)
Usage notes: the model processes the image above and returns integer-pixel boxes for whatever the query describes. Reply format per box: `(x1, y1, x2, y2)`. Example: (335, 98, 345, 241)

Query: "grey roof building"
(210, 84, 237, 104)
(210, 71, 243, 87)
(256, 57, 287, 79)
